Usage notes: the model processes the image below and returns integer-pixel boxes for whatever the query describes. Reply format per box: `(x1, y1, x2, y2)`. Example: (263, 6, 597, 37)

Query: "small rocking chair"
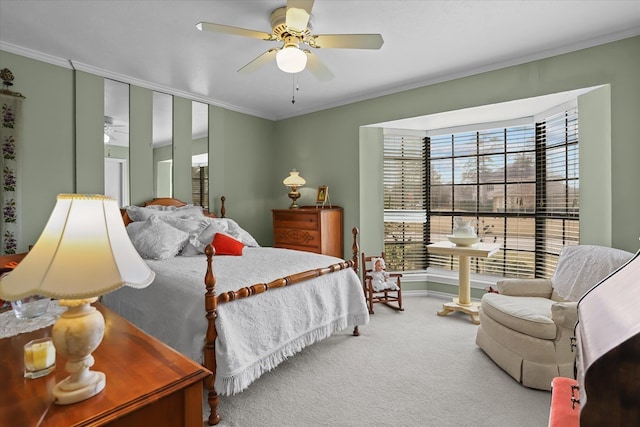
(361, 252, 404, 314)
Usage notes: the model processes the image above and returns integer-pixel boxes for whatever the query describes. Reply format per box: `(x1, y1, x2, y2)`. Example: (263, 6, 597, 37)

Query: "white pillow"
(125, 205, 155, 221)
(126, 204, 205, 222)
(158, 215, 209, 256)
(160, 215, 209, 235)
(126, 221, 145, 236)
(224, 218, 260, 247)
(187, 217, 260, 254)
(144, 204, 177, 211)
(190, 218, 229, 253)
(180, 243, 202, 257)
(127, 216, 189, 260)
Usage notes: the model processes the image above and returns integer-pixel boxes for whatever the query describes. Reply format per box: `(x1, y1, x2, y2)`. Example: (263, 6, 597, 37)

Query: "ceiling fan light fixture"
(276, 46, 307, 73)
(197, 3, 382, 81)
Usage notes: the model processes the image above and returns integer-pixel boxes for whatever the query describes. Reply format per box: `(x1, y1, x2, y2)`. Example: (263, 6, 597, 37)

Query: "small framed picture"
(316, 186, 328, 204)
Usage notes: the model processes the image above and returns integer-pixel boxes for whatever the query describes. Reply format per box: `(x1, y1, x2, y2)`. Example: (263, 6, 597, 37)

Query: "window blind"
(535, 107, 579, 277)
(383, 133, 427, 271)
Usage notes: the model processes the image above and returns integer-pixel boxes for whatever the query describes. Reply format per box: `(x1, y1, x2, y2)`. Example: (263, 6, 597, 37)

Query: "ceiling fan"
(196, 0, 383, 81)
(104, 116, 127, 144)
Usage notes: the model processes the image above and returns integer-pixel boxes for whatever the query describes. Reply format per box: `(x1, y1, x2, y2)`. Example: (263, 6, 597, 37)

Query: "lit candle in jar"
(24, 337, 56, 378)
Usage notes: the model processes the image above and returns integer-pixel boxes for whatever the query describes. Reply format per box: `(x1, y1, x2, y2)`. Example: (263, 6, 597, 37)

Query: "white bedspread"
(101, 247, 369, 395)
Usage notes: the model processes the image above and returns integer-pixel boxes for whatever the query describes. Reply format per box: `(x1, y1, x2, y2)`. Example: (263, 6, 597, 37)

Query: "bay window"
(384, 107, 579, 279)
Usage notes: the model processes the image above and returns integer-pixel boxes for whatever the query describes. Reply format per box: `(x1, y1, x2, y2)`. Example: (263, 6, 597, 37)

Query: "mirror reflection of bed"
(103, 197, 369, 425)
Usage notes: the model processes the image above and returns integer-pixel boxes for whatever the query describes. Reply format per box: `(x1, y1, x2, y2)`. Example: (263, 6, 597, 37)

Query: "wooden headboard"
(121, 196, 226, 225)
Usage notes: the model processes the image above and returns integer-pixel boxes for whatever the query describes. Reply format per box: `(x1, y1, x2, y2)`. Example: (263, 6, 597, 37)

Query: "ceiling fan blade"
(238, 49, 278, 74)
(287, 0, 314, 15)
(304, 51, 334, 81)
(196, 22, 273, 41)
(286, 7, 311, 33)
(311, 34, 384, 49)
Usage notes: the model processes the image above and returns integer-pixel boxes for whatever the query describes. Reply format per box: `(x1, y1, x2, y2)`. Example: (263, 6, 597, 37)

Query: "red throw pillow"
(212, 233, 244, 256)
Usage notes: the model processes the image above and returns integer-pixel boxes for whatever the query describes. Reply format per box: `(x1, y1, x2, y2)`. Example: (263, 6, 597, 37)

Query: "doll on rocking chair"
(370, 257, 400, 292)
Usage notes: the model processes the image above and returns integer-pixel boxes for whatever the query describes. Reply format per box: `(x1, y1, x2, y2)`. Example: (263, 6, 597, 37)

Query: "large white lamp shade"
(0, 194, 155, 404)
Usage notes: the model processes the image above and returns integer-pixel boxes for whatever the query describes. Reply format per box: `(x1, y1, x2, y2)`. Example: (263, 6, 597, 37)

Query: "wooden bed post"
(203, 244, 220, 425)
(219, 196, 226, 218)
(351, 227, 359, 274)
(351, 226, 360, 337)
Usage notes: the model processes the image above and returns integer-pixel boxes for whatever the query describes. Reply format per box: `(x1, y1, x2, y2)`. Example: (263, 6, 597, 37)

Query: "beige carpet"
(209, 294, 550, 427)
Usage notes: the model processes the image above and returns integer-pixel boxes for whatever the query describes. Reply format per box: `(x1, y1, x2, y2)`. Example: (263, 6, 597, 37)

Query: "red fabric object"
(212, 233, 244, 256)
(548, 377, 580, 427)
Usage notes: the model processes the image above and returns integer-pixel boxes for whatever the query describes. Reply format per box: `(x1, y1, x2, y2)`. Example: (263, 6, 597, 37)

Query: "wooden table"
(0, 302, 211, 426)
(427, 241, 500, 324)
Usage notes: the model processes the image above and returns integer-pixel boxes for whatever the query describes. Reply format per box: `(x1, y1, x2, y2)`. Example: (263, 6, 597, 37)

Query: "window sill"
(397, 268, 501, 290)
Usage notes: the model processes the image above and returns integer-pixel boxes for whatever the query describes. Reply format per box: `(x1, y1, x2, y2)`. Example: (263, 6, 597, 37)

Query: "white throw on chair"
(475, 245, 633, 391)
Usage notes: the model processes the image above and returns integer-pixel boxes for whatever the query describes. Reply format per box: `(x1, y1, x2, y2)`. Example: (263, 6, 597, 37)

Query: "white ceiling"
(2, 0, 640, 137)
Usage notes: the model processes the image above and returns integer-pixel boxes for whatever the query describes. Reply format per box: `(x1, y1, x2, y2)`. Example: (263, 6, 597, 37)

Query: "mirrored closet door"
(153, 91, 173, 198)
(104, 79, 130, 207)
(192, 101, 209, 209)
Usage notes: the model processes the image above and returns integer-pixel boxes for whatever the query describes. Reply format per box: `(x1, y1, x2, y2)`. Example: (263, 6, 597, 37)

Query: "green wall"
(75, 71, 104, 195)
(275, 35, 640, 258)
(358, 126, 385, 254)
(578, 85, 612, 246)
(214, 110, 276, 246)
(172, 96, 192, 203)
(0, 52, 74, 250)
(129, 85, 153, 205)
(1, 35, 639, 266)
(0, 49, 275, 251)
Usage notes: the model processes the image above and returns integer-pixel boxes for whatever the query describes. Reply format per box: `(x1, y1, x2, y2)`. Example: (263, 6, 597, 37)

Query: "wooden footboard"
(202, 227, 361, 425)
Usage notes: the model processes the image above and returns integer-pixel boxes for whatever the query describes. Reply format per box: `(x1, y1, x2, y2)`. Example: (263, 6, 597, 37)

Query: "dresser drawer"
(272, 211, 318, 230)
(274, 227, 320, 249)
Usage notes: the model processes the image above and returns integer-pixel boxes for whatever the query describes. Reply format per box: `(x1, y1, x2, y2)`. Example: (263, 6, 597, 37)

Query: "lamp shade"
(283, 169, 306, 187)
(276, 47, 307, 73)
(0, 194, 155, 301)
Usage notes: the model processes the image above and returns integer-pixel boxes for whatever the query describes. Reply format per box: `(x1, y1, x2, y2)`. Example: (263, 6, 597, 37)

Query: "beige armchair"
(476, 245, 633, 391)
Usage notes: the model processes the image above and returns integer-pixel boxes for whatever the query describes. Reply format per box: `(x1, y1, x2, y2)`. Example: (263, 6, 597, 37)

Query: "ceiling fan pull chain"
(291, 73, 301, 104)
(291, 73, 296, 104)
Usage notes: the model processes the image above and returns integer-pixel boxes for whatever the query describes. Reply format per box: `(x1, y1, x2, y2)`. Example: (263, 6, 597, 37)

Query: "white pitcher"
(453, 217, 476, 237)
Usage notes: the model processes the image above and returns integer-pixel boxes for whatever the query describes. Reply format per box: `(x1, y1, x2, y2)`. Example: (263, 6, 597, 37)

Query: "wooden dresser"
(0, 302, 211, 427)
(272, 206, 343, 258)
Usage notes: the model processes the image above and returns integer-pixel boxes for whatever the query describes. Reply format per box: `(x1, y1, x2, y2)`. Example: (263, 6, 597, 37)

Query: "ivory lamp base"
(53, 371, 106, 405)
(51, 298, 106, 405)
